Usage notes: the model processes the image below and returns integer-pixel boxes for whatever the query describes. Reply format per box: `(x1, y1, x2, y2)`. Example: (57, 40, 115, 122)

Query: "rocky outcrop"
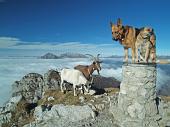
(11, 70, 62, 103)
(35, 104, 95, 122)
(43, 69, 61, 92)
(110, 63, 161, 127)
(12, 73, 44, 103)
(0, 96, 22, 126)
(157, 98, 170, 126)
(1, 72, 45, 126)
(0, 113, 12, 126)
(92, 75, 120, 89)
(23, 93, 119, 127)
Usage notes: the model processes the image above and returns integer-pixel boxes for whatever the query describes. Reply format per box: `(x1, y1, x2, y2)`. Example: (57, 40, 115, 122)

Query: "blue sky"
(0, 0, 170, 56)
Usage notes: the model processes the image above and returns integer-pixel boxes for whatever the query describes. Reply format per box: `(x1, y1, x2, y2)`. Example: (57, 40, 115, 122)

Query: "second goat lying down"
(60, 68, 91, 96)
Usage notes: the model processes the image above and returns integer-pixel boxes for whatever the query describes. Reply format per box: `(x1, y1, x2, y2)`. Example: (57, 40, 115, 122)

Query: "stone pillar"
(115, 63, 160, 127)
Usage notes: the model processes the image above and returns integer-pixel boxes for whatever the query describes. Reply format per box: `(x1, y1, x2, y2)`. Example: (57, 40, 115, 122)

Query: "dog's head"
(141, 27, 153, 38)
(110, 18, 123, 41)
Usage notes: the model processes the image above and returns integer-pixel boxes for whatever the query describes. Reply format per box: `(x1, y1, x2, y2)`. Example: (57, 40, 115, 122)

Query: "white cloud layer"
(0, 37, 20, 48)
(0, 37, 123, 56)
(0, 57, 170, 106)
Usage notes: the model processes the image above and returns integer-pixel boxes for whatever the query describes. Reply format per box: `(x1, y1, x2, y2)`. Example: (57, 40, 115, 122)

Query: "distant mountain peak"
(39, 52, 88, 59)
(60, 53, 87, 58)
(40, 53, 59, 59)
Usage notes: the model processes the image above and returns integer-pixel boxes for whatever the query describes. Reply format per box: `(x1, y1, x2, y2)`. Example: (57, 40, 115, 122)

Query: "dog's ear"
(146, 27, 153, 33)
(149, 28, 153, 32)
(117, 18, 122, 28)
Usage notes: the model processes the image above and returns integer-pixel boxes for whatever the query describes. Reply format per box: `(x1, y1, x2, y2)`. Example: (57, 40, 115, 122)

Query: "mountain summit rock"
(40, 53, 60, 59)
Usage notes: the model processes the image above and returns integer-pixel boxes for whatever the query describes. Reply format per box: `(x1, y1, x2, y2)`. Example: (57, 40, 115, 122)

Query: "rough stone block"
(111, 63, 160, 127)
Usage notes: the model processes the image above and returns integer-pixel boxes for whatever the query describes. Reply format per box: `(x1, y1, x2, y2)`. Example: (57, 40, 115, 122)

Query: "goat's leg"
(73, 85, 77, 96)
(124, 47, 128, 63)
(63, 82, 66, 91)
(60, 80, 64, 92)
(80, 85, 84, 94)
(90, 77, 94, 84)
(84, 84, 89, 93)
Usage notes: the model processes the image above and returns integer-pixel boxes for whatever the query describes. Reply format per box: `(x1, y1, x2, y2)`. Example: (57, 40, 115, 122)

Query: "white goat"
(60, 68, 91, 96)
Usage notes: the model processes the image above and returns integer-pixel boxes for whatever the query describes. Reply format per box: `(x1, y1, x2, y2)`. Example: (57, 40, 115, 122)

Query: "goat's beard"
(97, 70, 100, 75)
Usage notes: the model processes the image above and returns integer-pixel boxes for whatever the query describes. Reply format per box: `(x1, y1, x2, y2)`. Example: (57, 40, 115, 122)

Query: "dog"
(110, 18, 139, 63)
(135, 27, 156, 63)
(110, 18, 156, 63)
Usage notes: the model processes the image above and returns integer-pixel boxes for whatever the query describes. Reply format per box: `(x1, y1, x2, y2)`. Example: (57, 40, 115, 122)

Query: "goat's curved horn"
(85, 54, 96, 61)
(97, 54, 100, 61)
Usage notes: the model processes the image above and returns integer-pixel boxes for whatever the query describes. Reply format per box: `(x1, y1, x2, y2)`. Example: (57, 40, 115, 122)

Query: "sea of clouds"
(0, 57, 170, 106)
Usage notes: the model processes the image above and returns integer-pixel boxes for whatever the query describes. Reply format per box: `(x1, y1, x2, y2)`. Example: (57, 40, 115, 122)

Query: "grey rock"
(4, 95, 22, 113)
(25, 104, 117, 127)
(95, 103, 105, 111)
(43, 69, 61, 92)
(157, 99, 170, 127)
(12, 73, 44, 103)
(0, 95, 22, 125)
(0, 112, 12, 126)
(33, 104, 95, 126)
(84, 89, 96, 95)
(79, 96, 85, 103)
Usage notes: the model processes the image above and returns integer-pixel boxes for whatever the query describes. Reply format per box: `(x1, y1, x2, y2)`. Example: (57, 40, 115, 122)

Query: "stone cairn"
(112, 63, 161, 127)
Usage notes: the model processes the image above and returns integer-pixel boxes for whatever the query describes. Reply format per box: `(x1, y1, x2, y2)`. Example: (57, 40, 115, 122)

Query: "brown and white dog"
(110, 18, 156, 63)
(135, 27, 156, 63)
(110, 18, 137, 63)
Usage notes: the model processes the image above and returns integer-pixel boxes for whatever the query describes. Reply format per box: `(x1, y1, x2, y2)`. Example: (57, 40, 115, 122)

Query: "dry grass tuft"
(2, 99, 35, 127)
(38, 90, 94, 106)
(104, 88, 120, 95)
(160, 95, 170, 102)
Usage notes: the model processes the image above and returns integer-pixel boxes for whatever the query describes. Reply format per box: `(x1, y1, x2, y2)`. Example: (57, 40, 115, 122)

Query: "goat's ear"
(99, 61, 103, 63)
(117, 18, 122, 28)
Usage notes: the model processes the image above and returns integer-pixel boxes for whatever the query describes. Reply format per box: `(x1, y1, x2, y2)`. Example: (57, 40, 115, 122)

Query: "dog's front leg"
(132, 46, 136, 63)
(135, 44, 139, 63)
(124, 47, 128, 63)
(150, 48, 156, 63)
(144, 42, 150, 63)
